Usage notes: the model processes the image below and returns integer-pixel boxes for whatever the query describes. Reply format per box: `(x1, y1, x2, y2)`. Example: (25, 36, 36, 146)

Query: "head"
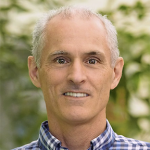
(28, 6, 124, 125)
(32, 6, 119, 68)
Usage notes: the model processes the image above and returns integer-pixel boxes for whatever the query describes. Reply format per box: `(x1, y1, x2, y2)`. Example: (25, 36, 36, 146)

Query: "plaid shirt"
(13, 120, 150, 150)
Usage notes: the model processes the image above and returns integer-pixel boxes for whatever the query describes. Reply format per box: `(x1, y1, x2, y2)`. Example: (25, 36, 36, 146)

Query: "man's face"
(34, 16, 117, 124)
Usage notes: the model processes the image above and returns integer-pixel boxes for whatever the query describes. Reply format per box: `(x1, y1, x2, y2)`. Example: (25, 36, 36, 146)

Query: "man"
(13, 6, 150, 150)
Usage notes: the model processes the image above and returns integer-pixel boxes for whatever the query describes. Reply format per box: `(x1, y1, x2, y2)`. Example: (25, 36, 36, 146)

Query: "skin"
(28, 15, 124, 150)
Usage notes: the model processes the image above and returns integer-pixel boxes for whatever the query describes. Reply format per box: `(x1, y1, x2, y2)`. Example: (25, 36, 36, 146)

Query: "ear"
(110, 57, 124, 90)
(28, 56, 41, 88)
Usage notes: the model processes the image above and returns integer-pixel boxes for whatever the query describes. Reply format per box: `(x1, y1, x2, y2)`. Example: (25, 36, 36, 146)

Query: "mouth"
(63, 92, 89, 98)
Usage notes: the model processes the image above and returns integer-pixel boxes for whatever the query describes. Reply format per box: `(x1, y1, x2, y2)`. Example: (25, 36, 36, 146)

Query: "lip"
(63, 91, 90, 98)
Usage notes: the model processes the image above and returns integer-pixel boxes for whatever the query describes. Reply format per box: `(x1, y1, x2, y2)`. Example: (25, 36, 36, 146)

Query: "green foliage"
(0, 0, 150, 149)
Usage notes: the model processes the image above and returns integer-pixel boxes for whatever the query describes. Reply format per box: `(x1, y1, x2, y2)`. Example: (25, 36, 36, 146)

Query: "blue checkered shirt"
(12, 120, 150, 150)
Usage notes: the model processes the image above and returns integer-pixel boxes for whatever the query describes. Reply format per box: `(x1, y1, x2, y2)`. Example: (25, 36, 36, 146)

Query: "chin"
(62, 110, 93, 125)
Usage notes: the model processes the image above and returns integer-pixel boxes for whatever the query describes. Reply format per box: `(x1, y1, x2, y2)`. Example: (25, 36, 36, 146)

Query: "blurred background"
(0, 0, 150, 149)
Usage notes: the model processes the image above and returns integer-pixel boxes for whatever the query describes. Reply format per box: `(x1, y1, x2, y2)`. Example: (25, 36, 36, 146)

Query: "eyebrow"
(85, 51, 106, 61)
(50, 50, 69, 56)
(85, 51, 105, 56)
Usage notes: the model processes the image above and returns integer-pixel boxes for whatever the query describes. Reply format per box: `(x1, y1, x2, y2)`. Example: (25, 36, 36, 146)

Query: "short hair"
(32, 6, 119, 68)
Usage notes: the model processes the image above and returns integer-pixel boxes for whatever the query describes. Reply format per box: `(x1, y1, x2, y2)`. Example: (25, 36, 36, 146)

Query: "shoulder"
(12, 140, 40, 150)
(111, 134, 150, 150)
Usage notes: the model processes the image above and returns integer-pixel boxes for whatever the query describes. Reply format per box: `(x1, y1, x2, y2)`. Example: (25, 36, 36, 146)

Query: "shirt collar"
(91, 120, 115, 150)
(38, 121, 61, 150)
(38, 120, 115, 150)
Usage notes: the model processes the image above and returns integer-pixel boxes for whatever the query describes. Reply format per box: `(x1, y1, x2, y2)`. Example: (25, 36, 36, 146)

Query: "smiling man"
(13, 6, 150, 150)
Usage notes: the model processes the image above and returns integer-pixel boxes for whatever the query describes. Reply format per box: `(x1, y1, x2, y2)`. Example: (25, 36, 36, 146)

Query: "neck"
(47, 113, 106, 150)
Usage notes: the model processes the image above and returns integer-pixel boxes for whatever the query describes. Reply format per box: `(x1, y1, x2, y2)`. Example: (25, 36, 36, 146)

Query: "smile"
(63, 92, 89, 97)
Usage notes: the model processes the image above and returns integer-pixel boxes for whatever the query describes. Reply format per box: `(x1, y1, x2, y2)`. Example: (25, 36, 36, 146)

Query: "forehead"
(47, 15, 106, 42)
(46, 14, 106, 36)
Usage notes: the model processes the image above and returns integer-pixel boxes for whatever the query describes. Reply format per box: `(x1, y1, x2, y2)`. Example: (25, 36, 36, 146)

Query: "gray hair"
(32, 6, 119, 68)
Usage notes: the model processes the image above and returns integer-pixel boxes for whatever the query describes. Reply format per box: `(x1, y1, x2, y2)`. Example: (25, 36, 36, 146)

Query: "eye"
(87, 59, 97, 64)
(53, 57, 70, 65)
(56, 58, 67, 64)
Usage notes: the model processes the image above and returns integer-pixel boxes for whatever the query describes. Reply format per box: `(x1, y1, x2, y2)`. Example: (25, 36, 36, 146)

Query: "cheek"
(39, 70, 63, 105)
(39, 69, 67, 101)
(93, 71, 112, 85)
(49, 70, 67, 87)
(91, 70, 113, 96)
(93, 76, 111, 110)
(40, 68, 65, 86)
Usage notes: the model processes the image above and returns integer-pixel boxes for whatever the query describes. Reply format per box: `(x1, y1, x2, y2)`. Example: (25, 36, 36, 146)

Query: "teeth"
(64, 92, 88, 97)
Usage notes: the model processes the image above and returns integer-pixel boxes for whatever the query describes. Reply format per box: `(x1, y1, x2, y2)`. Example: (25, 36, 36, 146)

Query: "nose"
(67, 59, 86, 85)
